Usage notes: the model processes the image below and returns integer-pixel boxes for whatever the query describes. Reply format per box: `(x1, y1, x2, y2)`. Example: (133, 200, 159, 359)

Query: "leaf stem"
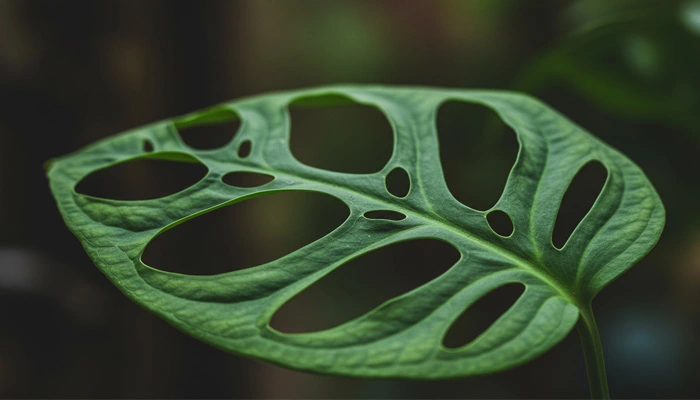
(577, 305, 610, 400)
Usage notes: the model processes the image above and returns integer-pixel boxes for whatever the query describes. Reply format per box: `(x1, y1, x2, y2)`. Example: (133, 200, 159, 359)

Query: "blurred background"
(1, 0, 698, 398)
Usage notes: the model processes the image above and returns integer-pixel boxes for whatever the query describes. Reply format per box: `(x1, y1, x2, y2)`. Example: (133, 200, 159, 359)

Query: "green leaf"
(47, 86, 664, 379)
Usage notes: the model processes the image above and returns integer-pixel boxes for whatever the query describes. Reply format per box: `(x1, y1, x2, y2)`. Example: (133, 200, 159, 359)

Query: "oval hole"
(364, 210, 406, 221)
(74, 154, 207, 200)
(222, 171, 274, 188)
(270, 239, 460, 333)
(386, 167, 410, 198)
(552, 161, 608, 249)
(141, 192, 349, 275)
(437, 101, 519, 211)
(174, 110, 241, 150)
(143, 139, 154, 152)
(443, 283, 525, 349)
(289, 95, 393, 173)
(486, 210, 513, 237)
(238, 140, 252, 158)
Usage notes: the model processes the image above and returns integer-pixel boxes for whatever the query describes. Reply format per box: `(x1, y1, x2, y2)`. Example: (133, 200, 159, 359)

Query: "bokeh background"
(1, 0, 699, 398)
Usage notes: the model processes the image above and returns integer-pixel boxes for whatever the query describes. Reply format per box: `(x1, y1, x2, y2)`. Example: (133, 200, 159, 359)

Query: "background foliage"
(0, 0, 698, 398)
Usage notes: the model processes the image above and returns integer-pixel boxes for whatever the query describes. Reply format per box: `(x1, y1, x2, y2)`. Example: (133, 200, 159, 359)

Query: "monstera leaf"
(47, 86, 664, 397)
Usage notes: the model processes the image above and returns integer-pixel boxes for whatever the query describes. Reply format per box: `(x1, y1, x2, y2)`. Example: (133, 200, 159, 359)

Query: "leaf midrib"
(257, 166, 579, 308)
(62, 147, 579, 309)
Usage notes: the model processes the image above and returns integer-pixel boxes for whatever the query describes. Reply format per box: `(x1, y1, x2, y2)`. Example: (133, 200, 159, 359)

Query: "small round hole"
(238, 140, 252, 158)
(486, 210, 514, 237)
(143, 140, 154, 152)
(386, 167, 410, 198)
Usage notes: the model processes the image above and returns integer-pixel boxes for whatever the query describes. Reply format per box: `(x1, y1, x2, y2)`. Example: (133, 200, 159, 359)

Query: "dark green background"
(0, 0, 697, 398)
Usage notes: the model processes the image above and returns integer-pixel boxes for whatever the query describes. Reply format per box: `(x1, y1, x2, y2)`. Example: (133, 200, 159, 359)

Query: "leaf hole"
(437, 101, 519, 211)
(74, 153, 208, 200)
(386, 167, 410, 198)
(289, 94, 393, 173)
(238, 140, 252, 158)
(486, 210, 513, 237)
(363, 210, 406, 221)
(442, 283, 525, 349)
(174, 109, 241, 150)
(270, 239, 460, 333)
(141, 191, 349, 275)
(552, 161, 608, 249)
(143, 139, 154, 153)
(222, 171, 274, 188)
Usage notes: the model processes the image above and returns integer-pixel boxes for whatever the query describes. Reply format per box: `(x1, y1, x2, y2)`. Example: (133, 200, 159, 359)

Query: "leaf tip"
(43, 158, 57, 175)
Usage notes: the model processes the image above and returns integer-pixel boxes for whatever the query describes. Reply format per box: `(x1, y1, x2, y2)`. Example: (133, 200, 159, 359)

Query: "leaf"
(46, 86, 664, 379)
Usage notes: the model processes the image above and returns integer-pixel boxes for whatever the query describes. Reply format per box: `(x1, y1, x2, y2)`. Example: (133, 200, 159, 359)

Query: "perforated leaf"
(47, 86, 664, 378)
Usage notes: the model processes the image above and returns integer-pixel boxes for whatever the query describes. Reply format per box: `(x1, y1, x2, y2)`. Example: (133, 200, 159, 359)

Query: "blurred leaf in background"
(519, 0, 700, 142)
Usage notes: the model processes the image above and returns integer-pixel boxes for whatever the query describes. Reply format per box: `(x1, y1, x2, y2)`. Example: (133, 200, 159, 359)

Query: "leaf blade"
(47, 85, 664, 378)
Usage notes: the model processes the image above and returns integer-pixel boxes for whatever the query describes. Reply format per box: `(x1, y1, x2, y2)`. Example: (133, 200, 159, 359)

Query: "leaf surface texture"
(47, 86, 664, 378)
